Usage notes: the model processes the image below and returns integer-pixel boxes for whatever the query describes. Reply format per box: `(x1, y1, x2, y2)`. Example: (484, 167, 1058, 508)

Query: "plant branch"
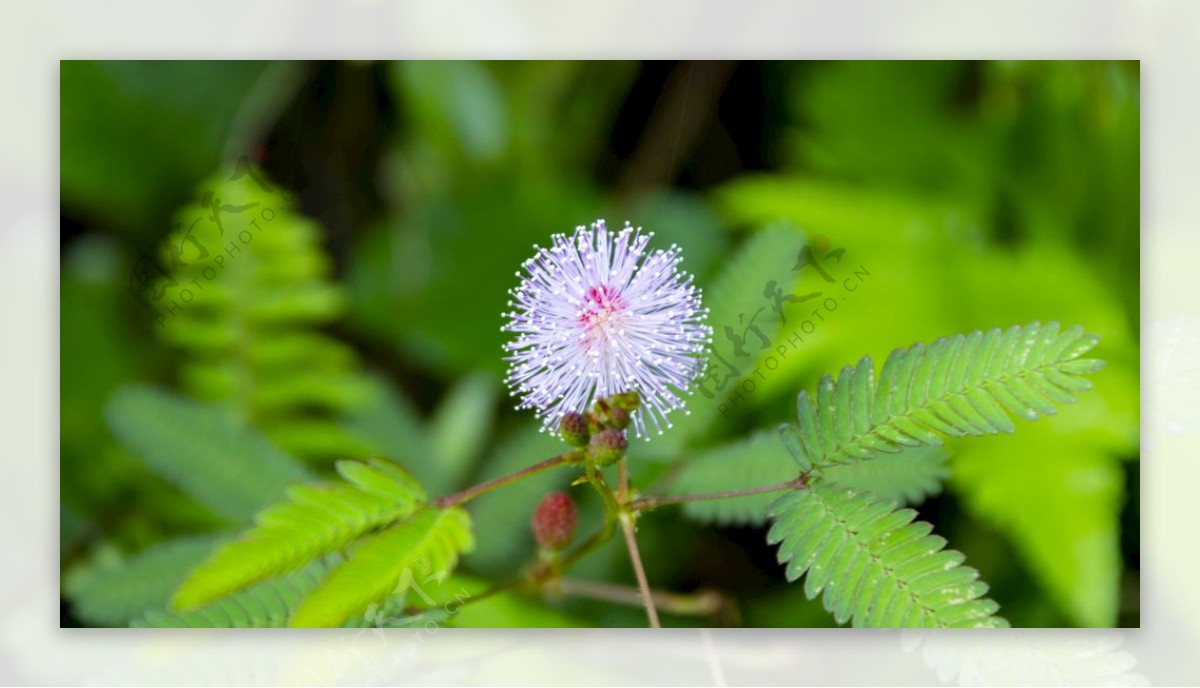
(432, 451, 580, 508)
(551, 462, 621, 573)
(619, 512, 660, 628)
(629, 474, 809, 513)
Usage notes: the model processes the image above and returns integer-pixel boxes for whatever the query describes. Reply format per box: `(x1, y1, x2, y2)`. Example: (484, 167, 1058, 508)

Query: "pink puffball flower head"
(502, 220, 712, 439)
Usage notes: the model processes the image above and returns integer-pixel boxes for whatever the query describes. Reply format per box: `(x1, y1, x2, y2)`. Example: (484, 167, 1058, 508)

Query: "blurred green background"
(60, 60, 1139, 628)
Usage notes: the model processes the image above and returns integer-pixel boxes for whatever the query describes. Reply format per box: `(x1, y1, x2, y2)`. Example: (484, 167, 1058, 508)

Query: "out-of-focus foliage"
(155, 171, 375, 461)
(106, 385, 312, 522)
(135, 561, 330, 629)
(61, 61, 274, 235)
(64, 534, 223, 627)
(60, 60, 1139, 628)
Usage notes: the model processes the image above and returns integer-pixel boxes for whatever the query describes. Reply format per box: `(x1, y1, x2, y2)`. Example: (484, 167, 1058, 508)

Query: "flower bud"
(588, 428, 627, 466)
(532, 491, 578, 551)
(609, 406, 631, 430)
(609, 391, 640, 411)
(558, 412, 590, 448)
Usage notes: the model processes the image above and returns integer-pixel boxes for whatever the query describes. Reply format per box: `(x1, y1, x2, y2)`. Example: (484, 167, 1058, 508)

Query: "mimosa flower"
(502, 220, 711, 438)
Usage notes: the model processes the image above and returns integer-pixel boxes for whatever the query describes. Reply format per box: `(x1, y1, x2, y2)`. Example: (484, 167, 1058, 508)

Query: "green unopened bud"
(609, 406, 631, 430)
(588, 428, 627, 466)
(609, 392, 640, 411)
(559, 412, 590, 448)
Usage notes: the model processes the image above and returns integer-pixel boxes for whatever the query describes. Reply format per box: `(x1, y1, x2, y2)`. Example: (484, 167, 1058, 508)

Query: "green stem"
(432, 451, 581, 508)
(585, 464, 623, 517)
(559, 466, 622, 570)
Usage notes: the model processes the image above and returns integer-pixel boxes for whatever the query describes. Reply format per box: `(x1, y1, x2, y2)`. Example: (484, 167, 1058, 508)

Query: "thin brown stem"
(629, 474, 808, 513)
(432, 451, 580, 508)
(619, 513, 660, 628)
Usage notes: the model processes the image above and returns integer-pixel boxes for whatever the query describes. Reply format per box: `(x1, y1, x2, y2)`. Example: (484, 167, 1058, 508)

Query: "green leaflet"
(136, 561, 329, 628)
(172, 457, 425, 610)
(289, 507, 475, 628)
(106, 385, 312, 522)
(780, 321, 1104, 469)
(767, 477, 1008, 628)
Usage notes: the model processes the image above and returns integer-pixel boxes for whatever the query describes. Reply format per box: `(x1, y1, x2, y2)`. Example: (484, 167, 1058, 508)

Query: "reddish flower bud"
(559, 412, 590, 448)
(532, 491, 578, 551)
(609, 406, 631, 430)
(588, 428, 627, 466)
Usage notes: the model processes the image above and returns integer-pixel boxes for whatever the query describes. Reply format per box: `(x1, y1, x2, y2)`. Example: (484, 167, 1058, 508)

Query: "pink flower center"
(579, 285, 625, 337)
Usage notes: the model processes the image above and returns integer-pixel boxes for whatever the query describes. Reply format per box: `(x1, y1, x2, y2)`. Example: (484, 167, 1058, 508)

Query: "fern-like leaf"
(172, 457, 425, 610)
(136, 562, 328, 628)
(106, 385, 312, 521)
(767, 477, 1008, 628)
(780, 321, 1103, 469)
(288, 507, 474, 628)
(156, 168, 374, 460)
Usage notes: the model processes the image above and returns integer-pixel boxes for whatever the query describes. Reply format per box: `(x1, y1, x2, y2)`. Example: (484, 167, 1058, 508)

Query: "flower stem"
(557, 463, 622, 571)
(618, 512, 660, 628)
(612, 455, 660, 626)
(629, 474, 809, 513)
(432, 451, 580, 508)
